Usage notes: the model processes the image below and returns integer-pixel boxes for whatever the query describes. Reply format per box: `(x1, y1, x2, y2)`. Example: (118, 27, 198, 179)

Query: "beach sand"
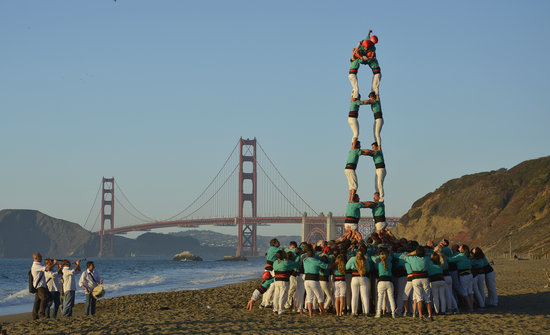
(1, 259, 549, 334)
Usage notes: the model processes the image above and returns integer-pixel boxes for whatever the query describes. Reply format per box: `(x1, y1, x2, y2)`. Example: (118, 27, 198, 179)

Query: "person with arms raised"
(30, 252, 55, 320)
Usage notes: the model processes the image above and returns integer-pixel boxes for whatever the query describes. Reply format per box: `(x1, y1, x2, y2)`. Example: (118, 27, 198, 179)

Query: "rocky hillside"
(0, 209, 97, 257)
(394, 156, 550, 256)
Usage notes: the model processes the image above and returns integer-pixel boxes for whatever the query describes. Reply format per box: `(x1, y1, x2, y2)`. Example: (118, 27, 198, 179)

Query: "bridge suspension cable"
(114, 181, 156, 222)
(83, 180, 102, 231)
(114, 194, 152, 223)
(177, 163, 239, 220)
(257, 142, 319, 216)
(256, 161, 303, 216)
(162, 139, 240, 221)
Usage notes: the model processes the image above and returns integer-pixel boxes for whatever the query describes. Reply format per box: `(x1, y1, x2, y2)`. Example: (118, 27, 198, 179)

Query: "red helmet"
(370, 35, 378, 44)
(262, 271, 272, 281)
(366, 51, 374, 58)
(361, 40, 373, 49)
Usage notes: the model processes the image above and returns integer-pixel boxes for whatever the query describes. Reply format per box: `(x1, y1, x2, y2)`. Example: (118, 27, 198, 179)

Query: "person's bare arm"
(361, 201, 376, 208)
(361, 149, 374, 156)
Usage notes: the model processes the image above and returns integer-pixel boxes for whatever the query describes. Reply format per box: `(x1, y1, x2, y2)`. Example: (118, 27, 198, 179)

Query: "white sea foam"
(102, 275, 167, 292)
(0, 288, 33, 306)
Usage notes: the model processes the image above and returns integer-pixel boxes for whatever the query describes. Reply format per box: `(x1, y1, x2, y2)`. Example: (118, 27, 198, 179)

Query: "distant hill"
(0, 210, 233, 259)
(0, 209, 98, 258)
(394, 156, 550, 256)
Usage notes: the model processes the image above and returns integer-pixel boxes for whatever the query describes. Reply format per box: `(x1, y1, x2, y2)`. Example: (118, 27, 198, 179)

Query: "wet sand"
(1, 259, 549, 334)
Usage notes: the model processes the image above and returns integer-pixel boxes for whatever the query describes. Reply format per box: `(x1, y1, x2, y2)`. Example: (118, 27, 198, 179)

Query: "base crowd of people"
(247, 236, 498, 320)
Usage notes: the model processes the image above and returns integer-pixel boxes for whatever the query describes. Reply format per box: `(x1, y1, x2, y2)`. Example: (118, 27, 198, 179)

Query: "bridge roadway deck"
(99, 216, 401, 235)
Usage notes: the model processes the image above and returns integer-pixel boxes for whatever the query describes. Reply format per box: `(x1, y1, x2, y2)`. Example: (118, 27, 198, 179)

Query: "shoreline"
(2, 259, 550, 334)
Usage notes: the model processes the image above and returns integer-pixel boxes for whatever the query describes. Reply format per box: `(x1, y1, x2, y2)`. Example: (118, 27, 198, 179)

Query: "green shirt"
(400, 255, 429, 272)
(346, 202, 364, 218)
(260, 278, 274, 290)
(470, 258, 484, 270)
(345, 256, 371, 273)
(284, 247, 297, 255)
(266, 246, 281, 263)
(303, 256, 328, 275)
(427, 262, 443, 276)
(370, 100, 381, 114)
(273, 259, 297, 272)
(371, 255, 393, 277)
(372, 150, 384, 165)
(371, 201, 385, 217)
(350, 100, 365, 112)
(346, 149, 362, 165)
(447, 253, 471, 271)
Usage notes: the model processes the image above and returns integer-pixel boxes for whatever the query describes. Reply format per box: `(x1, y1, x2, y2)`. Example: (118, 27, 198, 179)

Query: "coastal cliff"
(394, 156, 550, 256)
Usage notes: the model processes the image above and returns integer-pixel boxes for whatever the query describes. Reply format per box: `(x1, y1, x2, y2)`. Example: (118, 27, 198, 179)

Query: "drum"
(92, 285, 105, 299)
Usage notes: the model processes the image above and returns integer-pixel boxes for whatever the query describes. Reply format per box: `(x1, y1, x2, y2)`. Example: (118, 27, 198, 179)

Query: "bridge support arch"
(99, 177, 114, 257)
(236, 138, 258, 256)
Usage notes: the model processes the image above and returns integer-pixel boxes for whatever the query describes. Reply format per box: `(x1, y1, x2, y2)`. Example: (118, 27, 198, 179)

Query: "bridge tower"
(236, 138, 257, 257)
(99, 177, 115, 257)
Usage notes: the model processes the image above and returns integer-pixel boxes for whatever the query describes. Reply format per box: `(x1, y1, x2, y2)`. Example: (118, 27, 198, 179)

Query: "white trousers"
(284, 275, 297, 309)
(459, 274, 474, 296)
(261, 283, 275, 306)
(345, 168, 358, 191)
(375, 168, 386, 201)
(373, 117, 383, 147)
(304, 280, 324, 304)
(377, 281, 396, 314)
(404, 280, 413, 299)
(412, 278, 431, 303)
(272, 281, 289, 313)
(345, 273, 352, 310)
(473, 274, 486, 308)
(393, 276, 408, 314)
(444, 275, 458, 311)
(295, 274, 305, 311)
(334, 281, 346, 298)
(430, 280, 446, 314)
(372, 72, 381, 96)
(485, 271, 498, 306)
(348, 117, 359, 139)
(350, 276, 370, 315)
(319, 280, 333, 309)
(349, 73, 359, 99)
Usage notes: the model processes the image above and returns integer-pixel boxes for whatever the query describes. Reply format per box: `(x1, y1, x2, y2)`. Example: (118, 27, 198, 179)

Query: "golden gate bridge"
(84, 138, 400, 257)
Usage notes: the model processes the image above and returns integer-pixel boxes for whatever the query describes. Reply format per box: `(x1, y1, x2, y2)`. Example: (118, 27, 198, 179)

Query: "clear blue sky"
(1, 1, 549, 237)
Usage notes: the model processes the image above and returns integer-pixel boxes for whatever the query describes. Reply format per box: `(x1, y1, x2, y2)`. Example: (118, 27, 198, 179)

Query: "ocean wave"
(186, 269, 260, 286)
(0, 288, 33, 306)
(102, 275, 167, 293)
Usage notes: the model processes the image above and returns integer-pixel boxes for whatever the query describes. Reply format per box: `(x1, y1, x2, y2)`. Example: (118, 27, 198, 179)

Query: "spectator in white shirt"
(62, 259, 81, 317)
(30, 252, 54, 319)
(79, 261, 103, 316)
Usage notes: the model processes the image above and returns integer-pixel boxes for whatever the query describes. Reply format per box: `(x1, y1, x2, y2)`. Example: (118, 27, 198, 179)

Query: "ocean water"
(0, 257, 265, 316)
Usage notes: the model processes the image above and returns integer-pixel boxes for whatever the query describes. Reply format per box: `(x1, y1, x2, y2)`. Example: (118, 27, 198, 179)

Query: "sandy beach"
(1, 259, 549, 335)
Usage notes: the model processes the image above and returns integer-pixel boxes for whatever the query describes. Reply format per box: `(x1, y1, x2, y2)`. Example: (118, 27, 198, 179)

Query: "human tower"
(338, 29, 393, 244)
